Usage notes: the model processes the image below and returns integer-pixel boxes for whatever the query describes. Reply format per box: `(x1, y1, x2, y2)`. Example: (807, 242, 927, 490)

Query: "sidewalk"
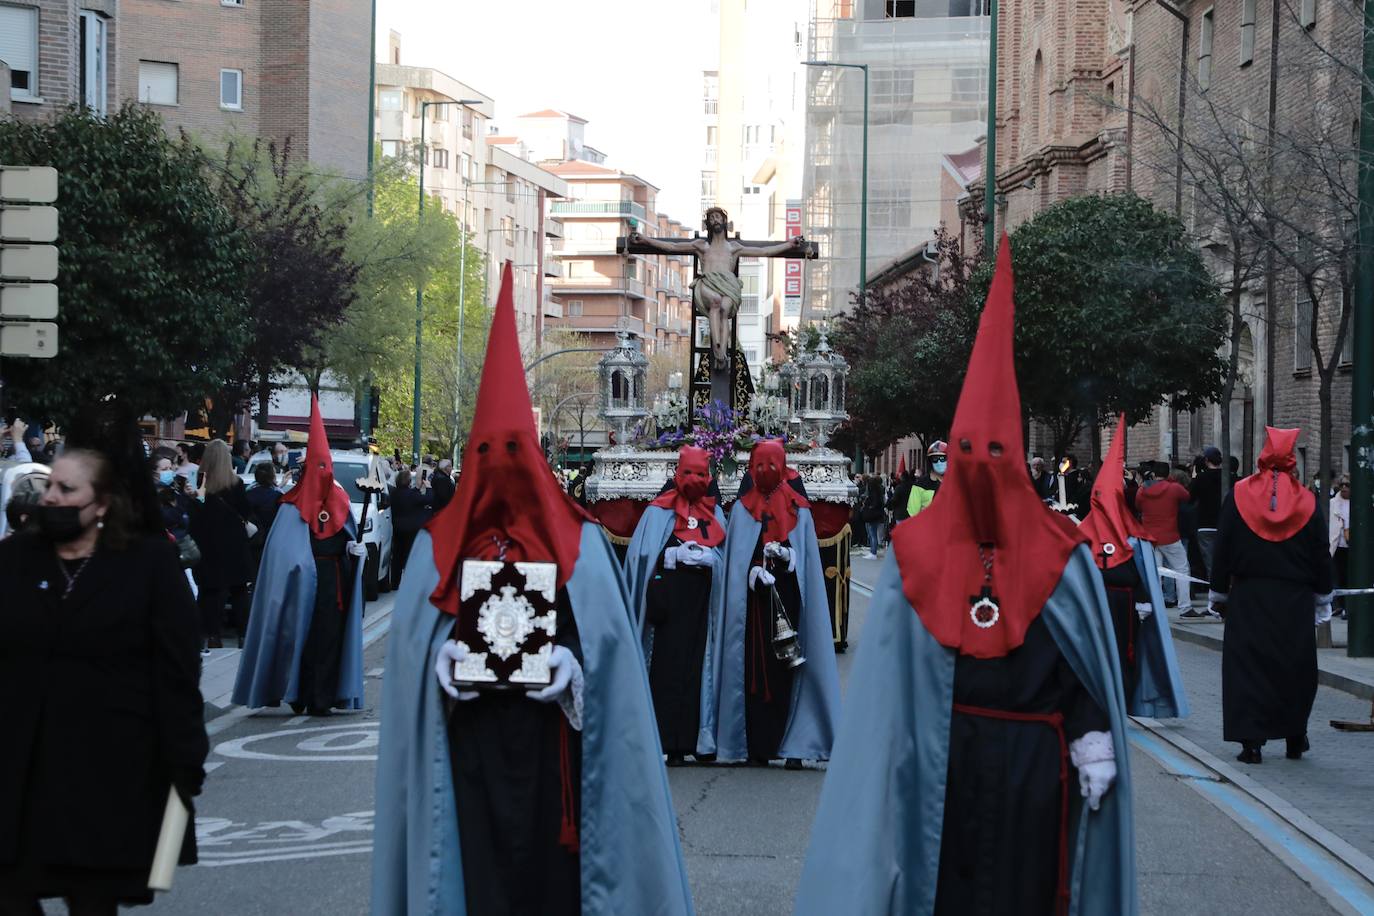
(1171, 611, 1374, 702)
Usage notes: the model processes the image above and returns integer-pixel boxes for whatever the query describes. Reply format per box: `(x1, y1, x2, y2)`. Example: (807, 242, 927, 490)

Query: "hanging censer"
(770, 584, 807, 669)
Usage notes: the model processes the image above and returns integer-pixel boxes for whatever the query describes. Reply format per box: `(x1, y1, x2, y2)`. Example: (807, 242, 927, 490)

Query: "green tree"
(208, 137, 360, 435)
(0, 106, 250, 425)
(830, 225, 982, 453)
(984, 193, 1227, 457)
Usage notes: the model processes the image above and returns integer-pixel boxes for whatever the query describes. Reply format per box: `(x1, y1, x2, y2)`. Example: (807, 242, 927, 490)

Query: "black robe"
(744, 537, 803, 762)
(294, 530, 357, 712)
(935, 615, 1109, 916)
(646, 535, 713, 757)
(447, 592, 583, 916)
(1100, 559, 1147, 704)
(1211, 495, 1330, 745)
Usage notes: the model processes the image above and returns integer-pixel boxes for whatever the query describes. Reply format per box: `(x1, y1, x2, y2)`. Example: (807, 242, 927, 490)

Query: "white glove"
(1315, 593, 1334, 626)
(1135, 602, 1154, 621)
(763, 542, 797, 573)
(528, 646, 584, 731)
(434, 640, 479, 701)
(347, 541, 368, 558)
(749, 565, 776, 591)
(1069, 730, 1117, 812)
(663, 542, 711, 570)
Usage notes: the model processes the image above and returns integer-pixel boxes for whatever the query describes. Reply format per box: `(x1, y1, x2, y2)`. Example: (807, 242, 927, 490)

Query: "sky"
(376, 0, 714, 221)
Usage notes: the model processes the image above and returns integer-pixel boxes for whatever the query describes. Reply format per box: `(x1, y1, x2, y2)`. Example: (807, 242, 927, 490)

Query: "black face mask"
(34, 503, 94, 543)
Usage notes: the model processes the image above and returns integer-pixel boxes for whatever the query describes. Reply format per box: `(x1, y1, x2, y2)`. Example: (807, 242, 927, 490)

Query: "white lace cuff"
(1208, 589, 1229, 605)
(1315, 591, 1335, 608)
(558, 655, 585, 732)
(1134, 602, 1154, 620)
(662, 545, 679, 570)
(1069, 730, 1115, 767)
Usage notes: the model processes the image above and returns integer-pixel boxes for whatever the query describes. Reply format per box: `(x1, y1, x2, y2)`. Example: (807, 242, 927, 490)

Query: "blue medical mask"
(158, 470, 176, 486)
(932, 460, 948, 475)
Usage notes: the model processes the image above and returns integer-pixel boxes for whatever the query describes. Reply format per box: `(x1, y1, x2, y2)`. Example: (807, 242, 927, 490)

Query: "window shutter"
(0, 6, 37, 89)
(138, 61, 178, 105)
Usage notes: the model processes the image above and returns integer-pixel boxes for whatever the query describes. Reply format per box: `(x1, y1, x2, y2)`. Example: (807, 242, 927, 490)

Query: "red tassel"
(558, 717, 579, 853)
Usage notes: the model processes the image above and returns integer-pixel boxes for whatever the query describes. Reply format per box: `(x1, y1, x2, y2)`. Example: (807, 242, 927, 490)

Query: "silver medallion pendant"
(969, 586, 1000, 629)
(686, 516, 699, 530)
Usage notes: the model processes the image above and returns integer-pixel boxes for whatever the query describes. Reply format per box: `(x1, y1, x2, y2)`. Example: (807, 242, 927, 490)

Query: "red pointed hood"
(897, 455, 908, 477)
(738, 438, 808, 544)
(649, 445, 724, 547)
(892, 234, 1085, 659)
(1078, 414, 1147, 568)
(1234, 426, 1314, 542)
(427, 262, 593, 616)
(280, 395, 350, 540)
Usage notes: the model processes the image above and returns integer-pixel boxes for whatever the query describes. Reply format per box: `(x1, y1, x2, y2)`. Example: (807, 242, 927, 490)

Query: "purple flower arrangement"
(644, 400, 794, 474)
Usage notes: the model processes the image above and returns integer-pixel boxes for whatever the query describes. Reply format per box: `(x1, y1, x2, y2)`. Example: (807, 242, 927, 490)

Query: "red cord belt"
(951, 703, 1070, 916)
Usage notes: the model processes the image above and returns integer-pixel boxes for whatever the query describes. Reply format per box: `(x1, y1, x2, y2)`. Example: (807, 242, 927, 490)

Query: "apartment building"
(2, 0, 117, 119)
(801, 0, 990, 320)
(543, 156, 695, 357)
(374, 36, 568, 354)
(115, 0, 369, 177)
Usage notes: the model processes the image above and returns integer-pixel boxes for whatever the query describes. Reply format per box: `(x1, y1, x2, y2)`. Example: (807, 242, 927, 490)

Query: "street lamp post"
(984, 0, 999, 253)
(803, 60, 869, 316)
(413, 97, 483, 464)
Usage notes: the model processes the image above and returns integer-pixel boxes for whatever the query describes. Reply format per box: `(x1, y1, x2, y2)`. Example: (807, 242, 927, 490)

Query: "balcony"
(551, 275, 648, 299)
(547, 238, 617, 256)
(549, 200, 648, 222)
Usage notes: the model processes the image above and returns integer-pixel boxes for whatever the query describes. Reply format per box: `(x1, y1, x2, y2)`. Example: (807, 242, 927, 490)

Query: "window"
(0, 4, 39, 100)
(431, 148, 449, 169)
(700, 171, 717, 199)
(79, 11, 107, 115)
(1300, 0, 1316, 29)
(138, 61, 179, 106)
(222, 0, 244, 6)
(1239, 0, 1256, 66)
(567, 300, 584, 317)
(1198, 9, 1214, 90)
(1295, 285, 1313, 372)
(885, 0, 916, 15)
(379, 89, 403, 111)
(220, 69, 243, 110)
(381, 140, 400, 158)
(506, 178, 516, 203)
(705, 125, 717, 146)
(463, 111, 474, 139)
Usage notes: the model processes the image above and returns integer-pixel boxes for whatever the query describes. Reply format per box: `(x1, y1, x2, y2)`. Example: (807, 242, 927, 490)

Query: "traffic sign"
(0, 244, 58, 281)
(0, 166, 58, 203)
(0, 206, 58, 242)
(0, 321, 58, 358)
(0, 284, 58, 319)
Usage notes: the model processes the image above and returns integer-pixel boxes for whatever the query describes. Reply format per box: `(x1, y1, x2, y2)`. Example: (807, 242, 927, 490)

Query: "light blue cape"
(370, 523, 694, 916)
(717, 501, 841, 762)
(623, 504, 729, 757)
(231, 504, 365, 710)
(1127, 538, 1190, 718)
(795, 545, 1137, 916)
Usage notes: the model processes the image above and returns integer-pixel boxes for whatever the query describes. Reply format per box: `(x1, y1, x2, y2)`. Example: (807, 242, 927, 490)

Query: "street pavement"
(107, 549, 1374, 915)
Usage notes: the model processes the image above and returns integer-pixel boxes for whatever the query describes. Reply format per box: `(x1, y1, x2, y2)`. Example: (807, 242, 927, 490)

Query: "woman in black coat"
(0, 446, 208, 915)
(188, 440, 252, 648)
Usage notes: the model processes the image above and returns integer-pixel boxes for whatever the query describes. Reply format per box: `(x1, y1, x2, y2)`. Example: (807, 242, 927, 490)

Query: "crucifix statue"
(621, 206, 817, 410)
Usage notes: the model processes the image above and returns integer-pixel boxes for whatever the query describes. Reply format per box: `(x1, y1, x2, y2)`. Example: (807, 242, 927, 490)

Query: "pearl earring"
(96, 519, 105, 530)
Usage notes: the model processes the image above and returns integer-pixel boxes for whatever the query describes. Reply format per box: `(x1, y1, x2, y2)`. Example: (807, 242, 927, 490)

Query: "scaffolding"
(803, 2, 989, 319)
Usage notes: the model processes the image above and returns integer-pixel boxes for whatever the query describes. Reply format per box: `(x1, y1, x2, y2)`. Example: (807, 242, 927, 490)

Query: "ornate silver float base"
(587, 445, 856, 506)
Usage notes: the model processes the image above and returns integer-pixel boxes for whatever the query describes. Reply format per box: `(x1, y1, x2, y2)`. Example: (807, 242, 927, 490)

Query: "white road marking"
(197, 843, 373, 867)
(213, 722, 380, 762)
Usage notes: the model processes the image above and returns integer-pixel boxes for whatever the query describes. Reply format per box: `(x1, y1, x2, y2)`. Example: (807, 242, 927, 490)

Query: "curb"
(1170, 622, 1374, 701)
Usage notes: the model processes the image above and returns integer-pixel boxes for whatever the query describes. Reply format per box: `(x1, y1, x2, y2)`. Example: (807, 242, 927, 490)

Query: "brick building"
(2, 0, 370, 179)
(955, 0, 1361, 481)
(2, 0, 118, 120)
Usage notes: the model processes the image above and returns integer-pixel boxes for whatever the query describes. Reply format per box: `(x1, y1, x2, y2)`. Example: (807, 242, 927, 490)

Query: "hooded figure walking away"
(232, 398, 367, 716)
(1078, 415, 1189, 719)
(370, 264, 693, 916)
(795, 236, 1136, 916)
(1211, 427, 1331, 765)
(624, 446, 729, 765)
(718, 439, 840, 768)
